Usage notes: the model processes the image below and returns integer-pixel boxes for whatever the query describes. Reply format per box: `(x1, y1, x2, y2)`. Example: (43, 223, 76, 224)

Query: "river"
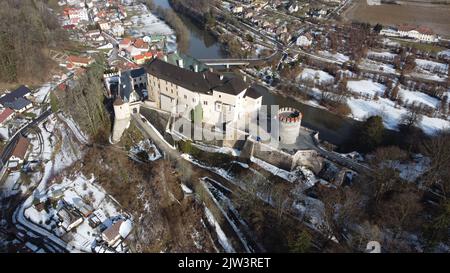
(152, 0, 362, 150)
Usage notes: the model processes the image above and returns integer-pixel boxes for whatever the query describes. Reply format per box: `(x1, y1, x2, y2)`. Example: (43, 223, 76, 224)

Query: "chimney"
(194, 64, 198, 73)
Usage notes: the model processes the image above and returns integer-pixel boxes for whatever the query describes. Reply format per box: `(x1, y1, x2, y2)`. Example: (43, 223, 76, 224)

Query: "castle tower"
(111, 97, 131, 144)
(278, 107, 302, 145)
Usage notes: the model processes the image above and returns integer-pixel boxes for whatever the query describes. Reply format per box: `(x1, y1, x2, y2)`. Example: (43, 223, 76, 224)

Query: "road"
(0, 109, 52, 168)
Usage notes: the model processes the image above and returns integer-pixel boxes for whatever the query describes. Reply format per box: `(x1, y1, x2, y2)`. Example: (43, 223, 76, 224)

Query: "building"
(102, 220, 123, 247)
(67, 55, 94, 68)
(101, 219, 133, 247)
(57, 205, 83, 232)
(0, 86, 33, 113)
(397, 24, 439, 42)
(0, 108, 14, 125)
(8, 136, 30, 166)
(145, 58, 263, 126)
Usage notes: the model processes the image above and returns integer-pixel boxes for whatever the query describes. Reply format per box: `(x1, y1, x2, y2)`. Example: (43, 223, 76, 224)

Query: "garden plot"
(347, 80, 386, 98)
(298, 68, 334, 85)
(398, 88, 440, 109)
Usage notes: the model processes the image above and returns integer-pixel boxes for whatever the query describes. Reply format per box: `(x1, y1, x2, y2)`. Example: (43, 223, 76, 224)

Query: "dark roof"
(145, 59, 211, 93)
(144, 59, 250, 96)
(244, 85, 262, 99)
(130, 67, 146, 78)
(0, 85, 31, 105)
(4, 97, 32, 111)
(215, 77, 249, 95)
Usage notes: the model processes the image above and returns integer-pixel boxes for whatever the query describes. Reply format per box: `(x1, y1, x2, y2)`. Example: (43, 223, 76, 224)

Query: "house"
(0, 86, 32, 113)
(296, 34, 313, 47)
(102, 219, 124, 247)
(88, 214, 102, 228)
(111, 23, 125, 37)
(231, 6, 243, 14)
(102, 219, 133, 247)
(0, 108, 14, 125)
(66, 7, 89, 25)
(98, 20, 111, 31)
(67, 55, 94, 68)
(397, 24, 438, 42)
(57, 205, 83, 232)
(8, 136, 30, 167)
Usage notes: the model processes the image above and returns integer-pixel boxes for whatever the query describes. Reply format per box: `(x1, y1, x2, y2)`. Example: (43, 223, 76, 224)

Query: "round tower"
(278, 107, 302, 145)
(111, 97, 131, 144)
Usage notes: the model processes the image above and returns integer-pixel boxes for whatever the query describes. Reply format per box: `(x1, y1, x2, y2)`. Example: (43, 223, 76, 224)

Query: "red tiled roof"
(68, 55, 92, 65)
(12, 136, 29, 160)
(134, 54, 145, 60)
(0, 108, 14, 123)
(416, 26, 434, 35)
(133, 39, 148, 49)
(120, 38, 131, 45)
(102, 220, 124, 242)
(398, 24, 417, 32)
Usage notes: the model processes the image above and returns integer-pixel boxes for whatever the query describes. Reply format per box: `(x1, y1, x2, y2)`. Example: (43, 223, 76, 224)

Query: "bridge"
(198, 58, 257, 67)
(198, 50, 281, 68)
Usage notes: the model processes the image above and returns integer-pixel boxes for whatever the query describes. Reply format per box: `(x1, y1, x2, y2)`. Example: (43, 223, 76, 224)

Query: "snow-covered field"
(359, 59, 397, 75)
(367, 50, 397, 61)
(298, 68, 334, 84)
(347, 96, 450, 134)
(318, 51, 350, 63)
(398, 87, 440, 109)
(415, 59, 448, 74)
(347, 80, 386, 98)
(124, 4, 177, 52)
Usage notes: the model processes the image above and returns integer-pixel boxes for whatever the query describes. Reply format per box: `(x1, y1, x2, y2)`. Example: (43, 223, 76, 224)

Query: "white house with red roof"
(397, 24, 439, 43)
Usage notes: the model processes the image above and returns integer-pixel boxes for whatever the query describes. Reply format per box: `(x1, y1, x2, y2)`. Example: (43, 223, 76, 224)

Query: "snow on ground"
(250, 156, 300, 183)
(410, 71, 447, 82)
(359, 59, 397, 75)
(367, 50, 397, 60)
(347, 80, 386, 98)
(130, 139, 162, 161)
(24, 173, 124, 252)
(125, 4, 173, 36)
(0, 171, 21, 198)
(398, 87, 440, 109)
(298, 68, 334, 84)
(318, 51, 350, 63)
(192, 142, 241, 157)
(122, 3, 177, 52)
(204, 206, 235, 253)
(33, 83, 53, 104)
(347, 96, 450, 134)
(396, 155, 430, 182)
(415, 59, 448, 74)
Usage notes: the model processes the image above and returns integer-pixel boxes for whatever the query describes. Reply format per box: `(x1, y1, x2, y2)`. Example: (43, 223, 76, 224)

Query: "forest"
(0, 0, 68, 86)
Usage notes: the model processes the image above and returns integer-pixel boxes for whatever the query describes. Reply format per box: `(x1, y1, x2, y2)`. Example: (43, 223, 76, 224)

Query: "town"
(0, 0, 449, 255)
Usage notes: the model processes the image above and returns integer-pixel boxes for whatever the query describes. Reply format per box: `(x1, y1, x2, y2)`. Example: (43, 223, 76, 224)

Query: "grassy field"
(342, 0, 450, 37)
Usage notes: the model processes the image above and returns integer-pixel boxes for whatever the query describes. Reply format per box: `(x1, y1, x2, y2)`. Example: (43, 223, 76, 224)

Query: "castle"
(105, 54, 263, 143)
